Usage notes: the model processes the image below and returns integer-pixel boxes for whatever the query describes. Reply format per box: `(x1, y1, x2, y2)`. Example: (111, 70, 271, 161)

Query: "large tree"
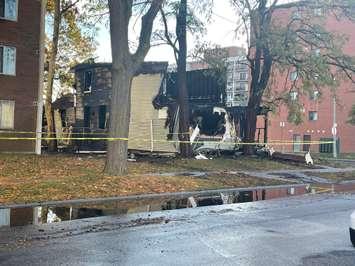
(155, 0, 213, 157)
(105, 0, 164, 175)
(45, 0, 100, 151)
(231, 0, 355, 154)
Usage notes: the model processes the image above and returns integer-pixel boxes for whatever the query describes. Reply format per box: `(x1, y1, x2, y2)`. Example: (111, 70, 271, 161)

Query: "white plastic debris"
(269, 147, 275, 156)
(190, 125, 200, 144)
(195, 154, 209, 160)
(305, 151, 314, 165)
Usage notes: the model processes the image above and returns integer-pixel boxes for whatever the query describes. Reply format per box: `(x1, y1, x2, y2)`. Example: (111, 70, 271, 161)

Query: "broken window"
(0, 0, 4, 17)
(84, 71, 93, 93)
(0, 100, 15, 129)
(192, 109, 225, 136)
(98, 105, 107, 129)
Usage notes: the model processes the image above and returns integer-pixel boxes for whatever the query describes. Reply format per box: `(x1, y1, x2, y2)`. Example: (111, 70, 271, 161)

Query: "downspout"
(35, 0, 46, 155)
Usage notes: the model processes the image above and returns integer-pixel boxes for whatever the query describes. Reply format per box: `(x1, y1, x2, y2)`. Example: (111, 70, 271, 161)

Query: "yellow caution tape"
(0, 136, 335, 146)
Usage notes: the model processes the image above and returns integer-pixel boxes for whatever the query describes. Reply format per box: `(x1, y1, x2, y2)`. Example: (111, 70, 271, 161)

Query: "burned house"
(54, 62, 248, 153)
(160, 70, 226, 136)
(54, 61, 178, 153)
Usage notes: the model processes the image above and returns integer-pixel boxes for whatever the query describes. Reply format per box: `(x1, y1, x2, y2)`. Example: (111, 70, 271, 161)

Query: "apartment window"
(310, 90, 319, 100)
(314, 48, 321, 56)
(309, 111, 318, 121)
(0, 0, 18, 21)
(0, 45, 16, 75)
(314, 8, 323, 16)
(0, 100, 15, 129)
(291, 10, 301, 20)
(290, 91, 298, 101)
(239, 72, 247, 81)
(84, 71, 93, 93)
(290, 71, 298, 81)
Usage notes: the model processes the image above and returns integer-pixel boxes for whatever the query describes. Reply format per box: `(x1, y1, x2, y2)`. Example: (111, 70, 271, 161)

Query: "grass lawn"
(306, 171, 355, 183)
(0, 154, 299, 204)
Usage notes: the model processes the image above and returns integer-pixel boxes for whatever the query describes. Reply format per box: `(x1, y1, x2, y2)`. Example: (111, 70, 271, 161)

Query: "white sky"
(95, 1, 239, 63)
(95, 0, 295, 63)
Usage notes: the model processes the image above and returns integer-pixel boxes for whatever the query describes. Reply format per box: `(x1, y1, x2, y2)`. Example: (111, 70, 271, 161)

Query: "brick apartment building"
(257, 3, 355, 154)
(0, 0, 45, 153)
(187, 46, 250, 107)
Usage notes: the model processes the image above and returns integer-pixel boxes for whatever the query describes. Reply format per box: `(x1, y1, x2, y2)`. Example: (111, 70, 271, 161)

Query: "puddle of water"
(0, 185, 308, 228)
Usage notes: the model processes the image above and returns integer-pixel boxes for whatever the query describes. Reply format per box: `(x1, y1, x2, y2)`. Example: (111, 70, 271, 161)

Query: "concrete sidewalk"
(1, 193, 355, 265)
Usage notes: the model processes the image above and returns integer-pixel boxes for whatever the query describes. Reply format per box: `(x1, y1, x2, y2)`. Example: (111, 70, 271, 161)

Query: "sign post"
(332, 97, 337, 158)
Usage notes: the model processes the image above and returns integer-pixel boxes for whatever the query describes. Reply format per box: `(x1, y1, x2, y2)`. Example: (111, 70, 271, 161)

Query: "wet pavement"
(243, 166, 355, 184)
(1, 193, 355, 265)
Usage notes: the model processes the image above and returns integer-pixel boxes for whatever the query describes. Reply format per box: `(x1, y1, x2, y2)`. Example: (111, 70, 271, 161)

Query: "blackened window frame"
(84, 106, 91, 128)
(98, 105, 107, 129)
(0, 46, 3, 74)
(83, 70, 93, 93)
(0, 0, 4, 18)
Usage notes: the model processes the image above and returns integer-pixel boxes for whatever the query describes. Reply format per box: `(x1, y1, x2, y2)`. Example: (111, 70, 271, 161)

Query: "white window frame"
(290, 91, 298, 101)
(0, 0, 18, 21)
(0, 45, 16, 76)
(0, 100, 15, 130)
(239, 72, 247, 81)
(290, 71, 298, 81)
(314, 8, 323, 17)
(310, 90, 319, 100)
(309, 111, 318, 121)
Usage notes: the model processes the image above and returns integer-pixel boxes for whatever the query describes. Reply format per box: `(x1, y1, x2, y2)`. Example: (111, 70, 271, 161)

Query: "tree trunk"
(176, 0, 192, 158)
(105, 0, 162, 175)
(243, 105, 258, 155)
(45, 0, 61, 152)
(105, 68, 133, 175)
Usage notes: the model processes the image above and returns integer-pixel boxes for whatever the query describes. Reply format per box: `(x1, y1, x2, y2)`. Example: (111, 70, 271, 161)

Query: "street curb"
(0, 184, 308, 209)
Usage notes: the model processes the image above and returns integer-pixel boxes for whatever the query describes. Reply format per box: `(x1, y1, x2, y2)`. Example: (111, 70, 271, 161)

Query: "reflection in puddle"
(0, 185, 309, 228)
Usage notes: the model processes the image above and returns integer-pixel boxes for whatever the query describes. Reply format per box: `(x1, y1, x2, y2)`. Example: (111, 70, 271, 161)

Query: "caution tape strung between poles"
(0, 136, 336, 146)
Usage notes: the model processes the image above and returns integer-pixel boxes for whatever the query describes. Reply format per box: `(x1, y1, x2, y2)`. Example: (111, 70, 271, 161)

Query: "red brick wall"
(252, 186, 307, 201)
(259, 7, 355, 154)
(0, 0, 42, 152)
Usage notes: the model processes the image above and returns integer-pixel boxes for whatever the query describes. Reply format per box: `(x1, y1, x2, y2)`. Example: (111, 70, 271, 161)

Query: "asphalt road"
(1, 194, 355, 265)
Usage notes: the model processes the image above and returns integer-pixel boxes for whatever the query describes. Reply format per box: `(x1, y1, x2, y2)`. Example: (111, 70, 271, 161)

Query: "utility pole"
(332, 96, 337, 158)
